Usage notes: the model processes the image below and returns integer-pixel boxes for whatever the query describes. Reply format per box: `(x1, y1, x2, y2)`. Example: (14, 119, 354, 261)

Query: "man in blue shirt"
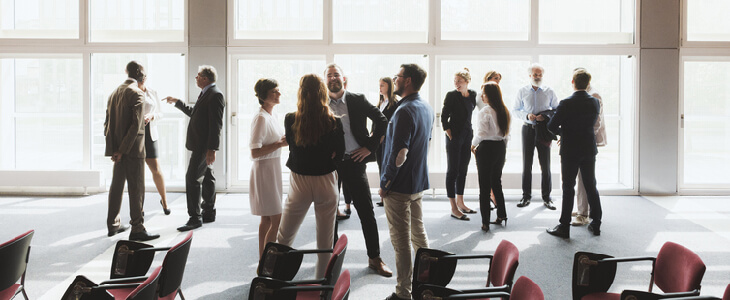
(379, 64, 433, 300)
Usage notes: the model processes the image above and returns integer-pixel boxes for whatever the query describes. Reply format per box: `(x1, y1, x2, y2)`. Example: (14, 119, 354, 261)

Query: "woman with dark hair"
(374, 76, 398, 207)
(277, 74, 344, 278)
(250, 78, 287, 258)
(471, 82, 511, 232)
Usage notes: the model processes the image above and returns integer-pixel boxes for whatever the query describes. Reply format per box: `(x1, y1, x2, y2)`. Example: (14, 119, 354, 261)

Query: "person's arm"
(592, 93, 604, 135)
(549, 88, 560, 110)
(364, 96, 388, 152)
(118, 91, 145, 156)
(547, 102, 565, 136)
(250, 114, 286, 159)
(380, 109, 413, 192)
(148, 89, 163, 121)
(513, 89, 529, 122)
(205, 92, 225, 165)
(441, 92, 453, 138)
(332, 118, 345, 161)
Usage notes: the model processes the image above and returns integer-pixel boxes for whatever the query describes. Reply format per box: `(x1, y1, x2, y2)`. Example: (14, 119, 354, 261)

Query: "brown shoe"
(368, 257, 393, 277)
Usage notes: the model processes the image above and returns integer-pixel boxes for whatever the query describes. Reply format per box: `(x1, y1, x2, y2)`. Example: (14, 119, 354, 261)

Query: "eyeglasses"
(393, 74, 405, 81)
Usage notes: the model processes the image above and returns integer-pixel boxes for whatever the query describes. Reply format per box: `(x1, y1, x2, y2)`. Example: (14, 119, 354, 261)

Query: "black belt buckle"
(342, 153, 352, 161)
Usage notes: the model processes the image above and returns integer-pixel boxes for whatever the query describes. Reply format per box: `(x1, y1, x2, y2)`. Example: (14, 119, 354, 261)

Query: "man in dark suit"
(104, 61, 160, 241)
(164, 65, 226, 232)
(546, 68, 602, 239)
(325, 63, 392, 277)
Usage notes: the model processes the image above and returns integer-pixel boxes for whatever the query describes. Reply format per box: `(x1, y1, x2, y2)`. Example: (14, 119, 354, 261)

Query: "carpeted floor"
(2, 192, 730, 299)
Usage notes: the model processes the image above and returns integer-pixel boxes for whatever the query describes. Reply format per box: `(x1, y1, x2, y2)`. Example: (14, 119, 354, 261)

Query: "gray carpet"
(2, 193, 730, 299)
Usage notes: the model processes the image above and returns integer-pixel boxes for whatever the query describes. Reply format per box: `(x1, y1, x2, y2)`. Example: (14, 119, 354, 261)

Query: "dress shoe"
(202, 210, 216, 223)
(161, 200, 171, 215)
(376, 201, 384, 207)
(344, 207, 352, 215)
(384, 292, 410, 300)
(516, 197, 531, 207)
(177, 218, 203, 232)
(336, 213, 350, 221)
(546, 224, 570, 238)
(587, 223, 601, 236)
(129, 231, 160, 241)
(543, 199, 556, 210)
(369, 257, 393, 277)
(108, 224, 130, 237)
(481, 224, 490, 232)
(571, 215, 590, 226)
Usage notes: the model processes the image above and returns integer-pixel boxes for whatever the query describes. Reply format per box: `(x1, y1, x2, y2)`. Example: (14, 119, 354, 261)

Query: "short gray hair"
(198, 65, 217, 83)
(528, 63, 544, 74)
(324, 63, 344, 77)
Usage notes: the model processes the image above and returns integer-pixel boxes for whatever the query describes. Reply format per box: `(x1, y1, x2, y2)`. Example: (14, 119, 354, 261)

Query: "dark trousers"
(521, 125, 552, 200)
(475, 141, 507, 226)
(335, 158, 380, 259)
(186, 150, 216, 219)
(338, 178, 353, 205)
(445, 131, 472, 198)
(559, 154, 602, 226)
(108, 155, 145, 233)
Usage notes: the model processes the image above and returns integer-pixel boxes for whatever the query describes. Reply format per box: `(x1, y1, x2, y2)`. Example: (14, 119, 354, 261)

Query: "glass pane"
(234, 0, 323, 40)
(89, 0, 185, 43)
(91, 53, 186, 185)
(686, 0, 730, 42)
(539, 0, 635, 44)
(441, 0, 529, 41)
(683, 60, 730, 186)
(0, 56, 83, 170)
(333, 0, 428, 43)
(0, 0, 78, 39)
(236, 56, 326, 182)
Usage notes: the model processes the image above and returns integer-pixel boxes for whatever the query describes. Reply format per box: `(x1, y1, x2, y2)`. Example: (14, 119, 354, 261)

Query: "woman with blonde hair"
(277, 74, 344, 278)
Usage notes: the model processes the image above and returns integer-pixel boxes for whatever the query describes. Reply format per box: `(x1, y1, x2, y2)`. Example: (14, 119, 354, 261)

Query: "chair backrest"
(0, 230, 34, 292)
(127, 266, 162, 300)
(158, 232, 193, 299)
(725, 284, 730, 300)
(331, 269, 351, 300)
(323, 234, 348, 286)
(488, 240, 519, 288)
(510, 276, 544, 300)
(655, 242, 706, 293)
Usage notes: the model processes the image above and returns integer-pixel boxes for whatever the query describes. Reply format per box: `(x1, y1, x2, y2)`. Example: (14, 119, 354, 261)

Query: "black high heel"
(161, 200, 171, 215)
(490, 217, 508, 226)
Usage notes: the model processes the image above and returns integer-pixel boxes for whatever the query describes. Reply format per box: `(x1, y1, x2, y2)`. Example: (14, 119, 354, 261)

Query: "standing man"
(546, 68, 602, 239)
(104, 61, 160, 241)
(513, 63, 559, 210)
(325, 63, 392, 277)
(164, 65, 226, 232)
(379, 64, 433, 300)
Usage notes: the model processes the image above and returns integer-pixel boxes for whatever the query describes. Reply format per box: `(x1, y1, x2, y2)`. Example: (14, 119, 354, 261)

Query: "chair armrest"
(286, 278, 327, 285)
(621, 289, 700, 299)
(458, 285, 510, 294)
(99, 275, 148, 284)
(659, 290, 702, 298)
(446, 254, 494, 260)
(597, 256, 655, 264)
(93, 283, 141, 290)
(445, 292, 510, 300)
(280, 285, 335, 292)
(289, 249, 333, 255)
(135, 246, 172, 253)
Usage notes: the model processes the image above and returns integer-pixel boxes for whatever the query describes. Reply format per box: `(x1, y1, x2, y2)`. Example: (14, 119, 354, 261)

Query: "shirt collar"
(329, 90, 347, 105)
(201, 82, 216, 95)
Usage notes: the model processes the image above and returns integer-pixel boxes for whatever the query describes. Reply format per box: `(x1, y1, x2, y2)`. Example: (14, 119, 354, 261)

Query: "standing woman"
(374, 77, 398, 207)
(479, 70, 503, 206)
(250, 78, 288, 258)
(137, 74, 170, 215)
(441, 68, 477, 220)
(472, 82, 511, 232)
(277, 74, 344, 278)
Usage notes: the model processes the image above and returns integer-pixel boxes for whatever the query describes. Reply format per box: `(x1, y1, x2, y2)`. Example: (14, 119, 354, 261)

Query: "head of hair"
(400, 63, 427, 91)
(379, 77, 397, 108)
(573, 68, 591, 90)
(198, 65, 217, 83)
(126, 61, 146, 82)
(293, 74, 336, 147)
(324, 63, 345, 78)
(528, 63, 544, 74)
(454, 67, 471, 83)
(254, 78, 278, 106)
(482, 82, 511, 137)
(483, 70, 501, 83)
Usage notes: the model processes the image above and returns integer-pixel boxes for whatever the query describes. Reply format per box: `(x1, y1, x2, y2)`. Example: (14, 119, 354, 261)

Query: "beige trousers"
(575, 170, 590, 216)
(277, 171, 338, 278)
(384, 191, 429, 299)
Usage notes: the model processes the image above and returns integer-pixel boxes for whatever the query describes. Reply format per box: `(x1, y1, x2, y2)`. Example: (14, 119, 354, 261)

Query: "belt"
(524, 123, 537, 129)
(342, 153, 353, 161)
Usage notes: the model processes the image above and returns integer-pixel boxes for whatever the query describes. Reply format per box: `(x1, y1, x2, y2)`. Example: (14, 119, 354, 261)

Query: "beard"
(328, 80, 343, 93)
(531, 78, 542, 87)
(394, 84, 404, 96)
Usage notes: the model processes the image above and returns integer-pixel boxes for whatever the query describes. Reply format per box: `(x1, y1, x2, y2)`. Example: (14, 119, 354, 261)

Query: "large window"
(685, 0, 730, 42)
(333, 0, 428, 43)
(441, 0, 529, 41)
(539, 0, 635, 44)
(233, 0, 323, 40)
(0, 0, 78, 39)
(88, 0, 185, 43)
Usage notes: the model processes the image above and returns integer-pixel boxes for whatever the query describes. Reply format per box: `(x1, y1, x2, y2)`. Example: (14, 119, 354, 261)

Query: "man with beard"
(325, 63, 392, 277)
(513, 63, 559, 210)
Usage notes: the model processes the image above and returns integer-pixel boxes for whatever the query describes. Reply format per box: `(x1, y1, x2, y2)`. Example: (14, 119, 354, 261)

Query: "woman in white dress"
(137, 75, 170, 215)
(250, 78, 288, 258)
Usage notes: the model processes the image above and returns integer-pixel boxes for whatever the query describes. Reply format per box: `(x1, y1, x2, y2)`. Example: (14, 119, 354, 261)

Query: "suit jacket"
(441, 89, 476, 138)
(104, 79, 146, 158)
(175, 84, 226, 152)
(547, 90, 600, 157)
(343, 91, 387, 163)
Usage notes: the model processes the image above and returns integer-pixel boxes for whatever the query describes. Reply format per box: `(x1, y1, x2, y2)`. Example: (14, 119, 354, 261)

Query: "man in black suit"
(164, 65, 226, 232)
(325, 63, 392, 277)
(546, 68, 602, 238)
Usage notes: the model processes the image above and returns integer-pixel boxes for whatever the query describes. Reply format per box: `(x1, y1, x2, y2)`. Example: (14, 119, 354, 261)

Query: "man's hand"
(162, 96, 179, 104)
(378, 188, 387, 199)
(471, 145, 477, 154)
(351, 147, 371, 162)
(445, 129, 452, 140)
(111, 152, 122, 163)
(206, 150, 216, 165)
(536, 114, 546, 122)
(528, 113, 537, 121)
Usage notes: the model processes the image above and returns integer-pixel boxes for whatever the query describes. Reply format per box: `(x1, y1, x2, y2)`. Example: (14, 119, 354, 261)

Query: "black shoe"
(384, 292, 410, 300)
(129, 231, 160, 241)
(108, 224, 130, 237)
(588, 223, 601, 236)
(543, 200, 556, 210)
(177, 218, 202, 231)
(376, 201, 384, 207)
(481, 224, 490, 232)
(336, 214, 350, 220)
(546, 224, 570, 238)
(161, 200, 171, 215)
(516, 197, 531, 207)
(202, 210, 216, 223)
(490, 217, 508, 226)
(344, 208, 351, 215)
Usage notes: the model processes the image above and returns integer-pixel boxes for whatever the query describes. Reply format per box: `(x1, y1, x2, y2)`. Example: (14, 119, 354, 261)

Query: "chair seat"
(0, 284, 20, 300)
(582, 292, 620, 300)
(108, 286, 136, 299)
(295, 290, 320, 300)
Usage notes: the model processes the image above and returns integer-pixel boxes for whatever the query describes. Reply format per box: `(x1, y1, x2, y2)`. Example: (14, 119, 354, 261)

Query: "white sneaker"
(571, 215, 590, 226)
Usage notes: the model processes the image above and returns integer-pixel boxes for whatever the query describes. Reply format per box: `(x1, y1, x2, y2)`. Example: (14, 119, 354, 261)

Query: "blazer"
(342, 91, 388, 163)
(547, 90, 600, 157)
(175, 84, 226, 152)
(104, 79, 146, 159)
(284, 114, 345, 176)
(441, 89, 476, 138)
(143, 88, 163, 141)
(380, 99, 399, 121)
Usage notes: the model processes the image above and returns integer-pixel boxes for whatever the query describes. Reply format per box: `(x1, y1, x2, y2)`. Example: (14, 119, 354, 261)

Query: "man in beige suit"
(104, 61, 160, 241)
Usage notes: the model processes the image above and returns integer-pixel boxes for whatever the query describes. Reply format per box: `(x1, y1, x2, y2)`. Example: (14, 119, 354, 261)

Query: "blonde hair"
(454, 67, 471, 83)
(292, 74, 337, 147)
(483, 70, 501, 84)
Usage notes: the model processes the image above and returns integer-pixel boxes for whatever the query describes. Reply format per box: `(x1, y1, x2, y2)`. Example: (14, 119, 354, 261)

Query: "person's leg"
(476, 142, 493, 227)
(536, 141, 552, 201)
(107, 158, 126, 232)
(493, 141, 508, 220)
(267, 213, 281, 247)
(576, 169, 589, 217)
(559, 156, 580, 226)
(521, 125, 536, 200)
(312, 171, 338, 278)
(445, 136, 463, 216)
(343, 160, 381, 259)
(580, 155, 602, 227)
(409, 192, 428, 252)
(384, 191, 412, 300)
(276, 173, 312, 247)
(145, 158, 168, 210)
(185, 151, 207, 220)
(126, 156, 146, 233)
(455, 133, 473, 211)
(201, 164, 217, 220)
(258, 216, 272, 258)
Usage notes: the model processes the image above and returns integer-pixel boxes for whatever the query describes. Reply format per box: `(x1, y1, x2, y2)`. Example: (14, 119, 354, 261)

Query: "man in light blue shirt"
(513, 63, 559, 210)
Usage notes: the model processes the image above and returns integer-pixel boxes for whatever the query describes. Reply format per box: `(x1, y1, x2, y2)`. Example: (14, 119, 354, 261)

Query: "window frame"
(681, 0, 730, 48)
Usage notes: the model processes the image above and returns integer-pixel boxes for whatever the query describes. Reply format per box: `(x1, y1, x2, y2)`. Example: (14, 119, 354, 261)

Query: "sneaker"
(571, 215, 590, 226)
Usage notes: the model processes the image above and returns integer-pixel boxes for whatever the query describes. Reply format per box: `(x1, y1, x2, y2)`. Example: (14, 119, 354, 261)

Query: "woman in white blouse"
(471, 82, 511, 232)
(138, 76, 170, 215)
(250, 78, 288, 258)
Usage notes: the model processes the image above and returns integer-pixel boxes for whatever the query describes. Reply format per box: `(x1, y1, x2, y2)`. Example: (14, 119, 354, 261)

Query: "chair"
(248, 269, 350, 300)
(62, 266, 162, 300)
(572, 241, 706, 300)
(647, 284, 730, 300)
(414, 276, 544, 300)
(412, 240, 519, 299)
(0, 230, 34, 300)
(257, 234, 348, 287)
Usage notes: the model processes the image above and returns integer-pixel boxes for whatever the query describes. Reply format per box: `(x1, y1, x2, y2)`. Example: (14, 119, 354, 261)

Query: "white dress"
(249, 107, 284, 216)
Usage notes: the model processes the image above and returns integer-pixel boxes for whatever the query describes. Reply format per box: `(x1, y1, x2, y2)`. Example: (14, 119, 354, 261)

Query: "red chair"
(648, 283, 730, 300)
(412, 240, 519, 300)
(258, 234, 348, 288)
(62, 266, 162, 300)
(414, 276, 544, 300)
(573, 241, 706, 300)
(248, 269, 351, 300)
(0, 230, 34, 300)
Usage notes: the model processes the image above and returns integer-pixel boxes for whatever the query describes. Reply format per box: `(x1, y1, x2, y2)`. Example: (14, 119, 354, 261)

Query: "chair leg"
(178, 289, 185, 300)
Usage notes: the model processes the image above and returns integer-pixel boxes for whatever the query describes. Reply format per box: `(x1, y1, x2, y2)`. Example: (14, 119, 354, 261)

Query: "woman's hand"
(471, 145, 477, 154)
(445, 129, 452, 140)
